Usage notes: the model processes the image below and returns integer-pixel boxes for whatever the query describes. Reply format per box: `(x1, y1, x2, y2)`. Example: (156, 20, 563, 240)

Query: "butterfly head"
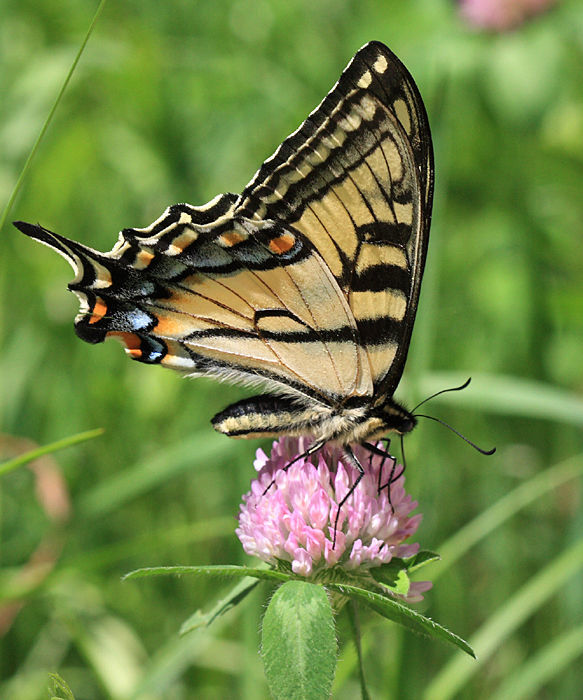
(377, 399, 417, 436)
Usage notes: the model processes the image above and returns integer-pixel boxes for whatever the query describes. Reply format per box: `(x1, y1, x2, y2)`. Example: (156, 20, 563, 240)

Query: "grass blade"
(419, 372, 583, 426)
(0, 428, 104, 477)
(425, 453, 583, 580)
(424, 538, 583, 700)
(492, 623, 583, 700)
(0, 0, 108, 230)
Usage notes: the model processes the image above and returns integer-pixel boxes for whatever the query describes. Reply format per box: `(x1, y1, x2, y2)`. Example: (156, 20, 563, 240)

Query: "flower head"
(236, 437, 431, 602)
(459, 0, 556, 31)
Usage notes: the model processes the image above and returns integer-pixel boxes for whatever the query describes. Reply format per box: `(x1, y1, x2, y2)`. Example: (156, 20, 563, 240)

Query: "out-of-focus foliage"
(1, 0, 582, 697)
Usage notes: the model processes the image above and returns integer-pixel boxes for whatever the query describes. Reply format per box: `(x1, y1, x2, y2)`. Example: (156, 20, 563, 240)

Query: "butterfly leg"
(362, 439, 393, 493)
(362, 440, 404, 510)
(362, 440, 404, 553)
(261, 437, 328, 496)
(332, 445, 366, 549)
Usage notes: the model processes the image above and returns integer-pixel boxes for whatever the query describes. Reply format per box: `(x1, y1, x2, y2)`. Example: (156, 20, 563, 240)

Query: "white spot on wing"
(357, 70, 372, 89)
(373, 54, 388, 74)
(359, 95, 377, 120)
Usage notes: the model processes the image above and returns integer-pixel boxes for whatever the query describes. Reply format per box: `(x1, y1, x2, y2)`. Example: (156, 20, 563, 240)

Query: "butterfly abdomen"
(211, 394, 330, 439)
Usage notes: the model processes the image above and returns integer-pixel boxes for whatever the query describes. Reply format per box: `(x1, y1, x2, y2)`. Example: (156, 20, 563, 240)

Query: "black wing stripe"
(243, 106, 396, 225)
(351, 263, 410, 293)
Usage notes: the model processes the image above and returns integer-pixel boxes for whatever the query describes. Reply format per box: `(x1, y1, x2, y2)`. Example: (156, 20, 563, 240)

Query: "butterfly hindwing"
(16, 196, 371, 405)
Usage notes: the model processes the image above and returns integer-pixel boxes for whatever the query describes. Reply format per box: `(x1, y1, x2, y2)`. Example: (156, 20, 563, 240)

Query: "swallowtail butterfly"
(15, 41, 433, 477)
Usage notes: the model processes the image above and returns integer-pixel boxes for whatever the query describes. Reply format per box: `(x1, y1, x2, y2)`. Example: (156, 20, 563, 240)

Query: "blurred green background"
(2, 0, 583, 697)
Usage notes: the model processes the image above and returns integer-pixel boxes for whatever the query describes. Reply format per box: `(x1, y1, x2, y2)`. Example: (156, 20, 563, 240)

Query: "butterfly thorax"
(325, 396, 416, 444)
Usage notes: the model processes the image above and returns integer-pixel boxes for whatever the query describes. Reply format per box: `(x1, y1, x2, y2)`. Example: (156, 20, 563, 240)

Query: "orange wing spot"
(269, 232, 295, 254)
(89, 299, 108, 324)
(153, 316, 180, 336)
(106, 331, 142, 359)
(219, 230, 247, 247)
(135, 249, 155, 269)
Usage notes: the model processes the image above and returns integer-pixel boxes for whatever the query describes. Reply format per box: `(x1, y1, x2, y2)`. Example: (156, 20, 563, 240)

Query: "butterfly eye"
(378, 402, 416, 435)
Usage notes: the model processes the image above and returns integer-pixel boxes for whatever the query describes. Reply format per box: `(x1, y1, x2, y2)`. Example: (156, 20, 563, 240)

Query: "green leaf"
(327, 582, 474, 657)
(262, 581, 336, 700)
(404, 550, 441, 572)
(47, 673, 76, 700)
(180, 576, 259, 635)
(123, 564, 291, 584)
(370, 562, 411, 595)
(370, 551, 438, 595)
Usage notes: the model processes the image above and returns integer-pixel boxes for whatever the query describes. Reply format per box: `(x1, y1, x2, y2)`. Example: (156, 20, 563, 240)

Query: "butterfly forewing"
(238, 41, 433, 396)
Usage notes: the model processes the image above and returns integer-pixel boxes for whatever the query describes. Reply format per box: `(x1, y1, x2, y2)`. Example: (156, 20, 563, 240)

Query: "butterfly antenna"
(414, 413, 496, 455)
(411, 377, 472, 413)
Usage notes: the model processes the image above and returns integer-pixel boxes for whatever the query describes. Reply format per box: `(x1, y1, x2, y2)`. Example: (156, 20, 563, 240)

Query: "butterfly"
(15, 41, 433, 481)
